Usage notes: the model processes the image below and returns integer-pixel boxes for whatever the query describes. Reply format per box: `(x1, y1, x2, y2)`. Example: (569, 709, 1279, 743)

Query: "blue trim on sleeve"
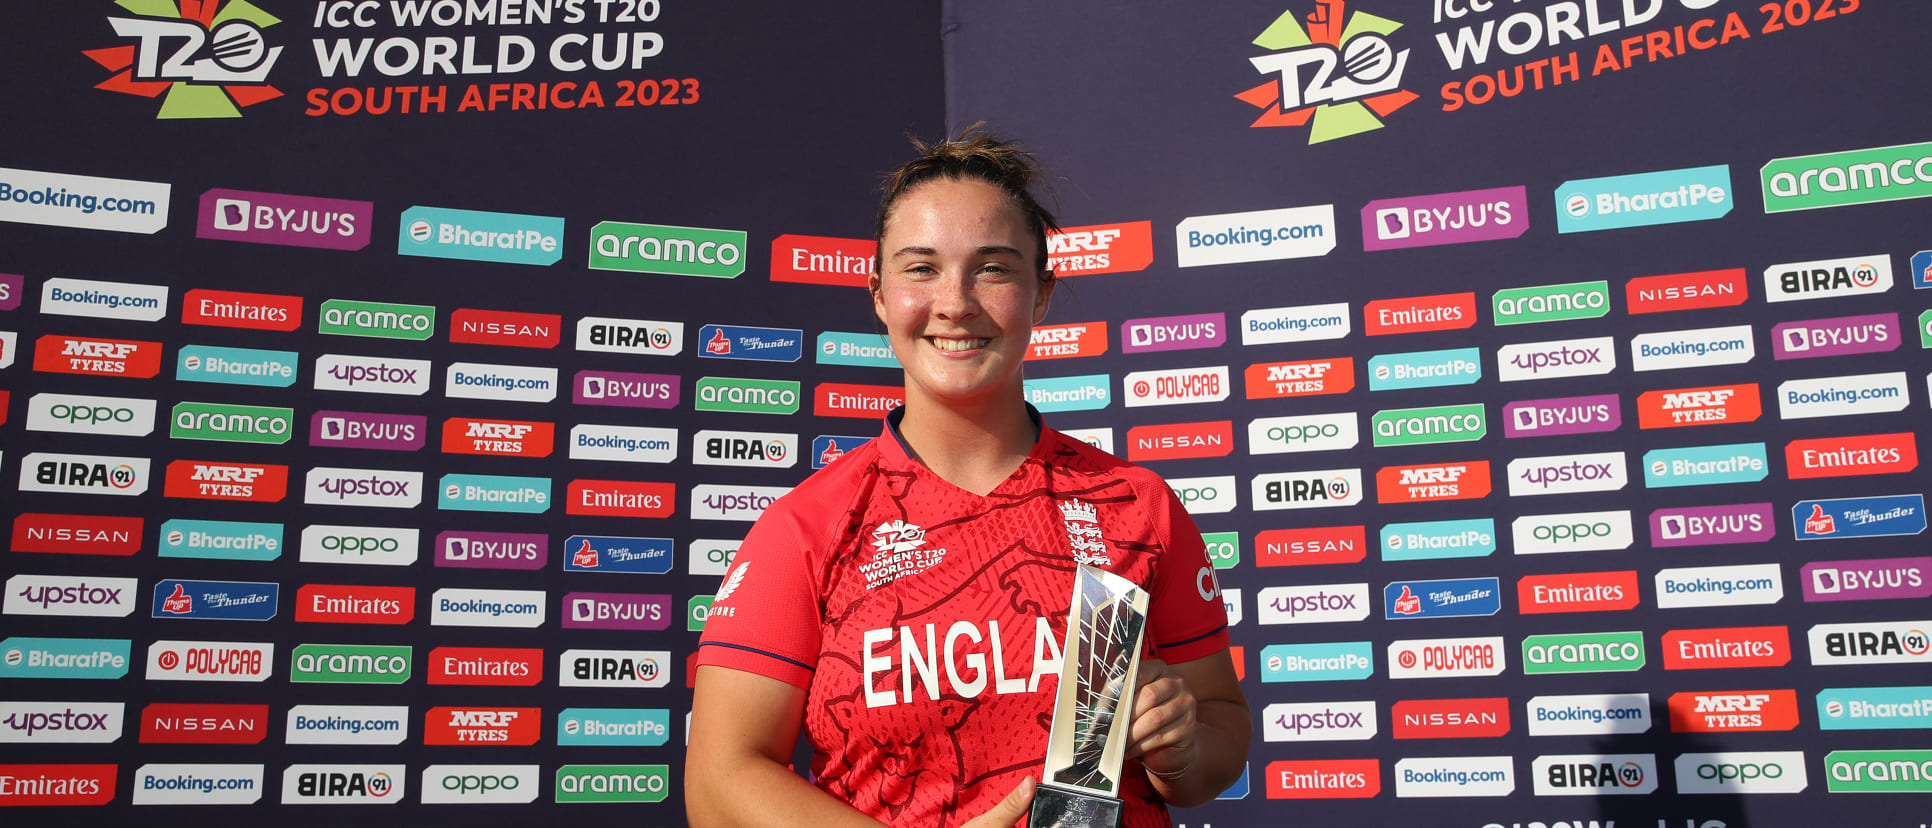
(699, 641, 815, 672)
(1156, 622, 1229, 651)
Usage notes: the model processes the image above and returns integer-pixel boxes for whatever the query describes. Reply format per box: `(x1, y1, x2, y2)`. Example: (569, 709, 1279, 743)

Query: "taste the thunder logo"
(88, 0, 285, 119)
(1237, 1, 1417, 144)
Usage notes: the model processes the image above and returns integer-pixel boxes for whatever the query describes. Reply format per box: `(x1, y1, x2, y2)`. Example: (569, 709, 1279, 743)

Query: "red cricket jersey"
(697, 408, 1230, 827)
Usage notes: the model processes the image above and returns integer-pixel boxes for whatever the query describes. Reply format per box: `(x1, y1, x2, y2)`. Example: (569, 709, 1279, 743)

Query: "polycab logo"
(1810, 620, 1932, 666)
(1393, 755, 1515, 798)
(0, 763, 117, 806)
(144, 640, 273, 683)
(1027, 322, 1108, 361)
(1531, 753, 1657, 797)
(1253, 469, 1361, 511)
(1259, 641, 1374, 683)
(1265, 759, 1381, 800)
(1526, 693, 1652, 736)
(1795, 494, 1927, 541)
(164, 460, 288, 502)
(40, 277, 168, 322)
(564, 536, 673, 575)
(1387, 636, 1506, 679)
(1674, 751, 1808, 794)
(1375, 461, 1490, 504)
(1554, 164, 1732, 233)
(11, 513, 143, 556)
(1637, 383, 1760, 429)
(151, 579, 278, 622)
(1626, 267, 1750, 314)
(1383, 577, 1500, 620)
(1363, 186, 1527, 252)
(1124, 365, 1229, 408)
(1641, 442, 1768, 489)
(1390, 697, 1509, 740)
(1517, 571, 1639, 614)
(693, 429, 795, 468)
(1663, 626, 1791, 671)
(1802, 556, 1932, 603)
(1630, 324, 1755, 372)
(576, 369, 680, 409)
(1238, 0, 1414, 143)
(769, 234, 874, 287)
(399, 206, 564, 267)
(1127, 420, 1233, 462)
(1024, 374, 1111, 413)
(1492, 280, 1611, 326)
(1175, 205, 1337, 267)
(431, 588, 546, 629)
(33, 334, 163, 378)
(313, 354, 431, 396)
(571, 424, 678, 464)
(450, 308, 561, 349)
(1501, 393, 1620, 438)
(1506, 451, 1626, 497)
(1248, 412, 1358, 455)
(1670, 690, 1800, 733)
(1240, 302, 1350, 345)
(1763, 253, 1892, 303)
(180, 288, 301, 331)
(139, 703, 269, 745)
(445, 362, 557, 403)
(1817, 685, 1932, 731)
(560, 649, 671, 688)
(18, 452, 150, 496)
(1379, 518, 1496, 562)
(296, 584, 415, 625)
(198, 188, 373, 251)
(1263, 700, 1377, 742)
(280, 764, 405, 805)
(441, 418, 553, 458)
(568, 480, 674, 518)
(427, 647, 543, 686)
(1651, 502, 1775, 548)
(1512, 510, 1634, 555)
(1257, 583, 1370, 625)
(1363, 292, 1476, 336)
(1773, 312, 1899, 361)
(304, 467, 423, 509)
(1786, 432, 1917, 479)
(1245, 357, 1354, 398)
(177, 344, 297, 387)
(1778, 371, 1911, 420)
(424, 707, 541, 746)
(576, 316, 683, 356)
(1046, 221, 1154, 276)
(441, 473, 550, 514)
(300, 524, 417, 567)
(436, 531, 547, 571)
(1123, 312, 1224, 353)
(1367, 347, 1481, 391)
(1655, 563, 1784, 609)
(815, 382, 904, 418)
(310, 410, 425, 451)
(1496, 336, 1616, 382)
(1256, 526, 1366, 567)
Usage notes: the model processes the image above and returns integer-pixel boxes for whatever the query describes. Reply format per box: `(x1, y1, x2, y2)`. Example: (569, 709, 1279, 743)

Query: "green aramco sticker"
(589, 222, 747, 278)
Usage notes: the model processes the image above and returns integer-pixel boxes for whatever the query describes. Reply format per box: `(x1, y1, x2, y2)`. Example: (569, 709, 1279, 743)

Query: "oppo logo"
(1169, 476, 1237, 515)
(1674, 751, 1808, 793)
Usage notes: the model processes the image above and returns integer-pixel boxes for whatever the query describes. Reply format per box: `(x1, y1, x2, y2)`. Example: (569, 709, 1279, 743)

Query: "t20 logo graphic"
(1237, 1, 1416, 144)
(89, 0, 284, 119)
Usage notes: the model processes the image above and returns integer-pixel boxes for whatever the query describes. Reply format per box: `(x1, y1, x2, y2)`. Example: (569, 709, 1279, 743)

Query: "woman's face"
(872, 177, 1052, 412)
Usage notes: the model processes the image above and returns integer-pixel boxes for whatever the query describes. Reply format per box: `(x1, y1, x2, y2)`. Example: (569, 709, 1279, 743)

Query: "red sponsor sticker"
(1027, 322, 1109, 361)
(769, 234, 876, 287)
(815, 382, 905, 418)
(1662, 625, 1792, 670)
(0, 764, 116, 806)
(180, 288, 303, 331)
(423, 706, 542, 746)
(1375, 461, 1492, 504)
(0, 390, 8, 425)
(1046, 221, 1154, 277)
(163, 460, 288, 503)
(1265, 759, 1380, 799)
(1626, 268, 1749, 315)
(295, 584, 416, 625)
(1363, 292, 1477, 336)
(1517, 570, 1640, 614)
(1390, 697, 1510, 740)
(440, 417, 555, 458)
(567, 479, 676, 518)
(1230, 645, 1245, 682)
(1255, 526, 1367, 567)
(10, 513, 143, 555)
(426, 646, 544, 686)
(139, 702, 270, 744)
(1786, 432, 1918, 479)
(686, 651, 700, 689)
(1244, 358, 1354, 399)
(32, 334, 162, 378)
(1667, 689, 1800, 733)
(1637, 383, 1761, 430)
(1126, 420, 1234, 461)
(449, 308, 562, 349)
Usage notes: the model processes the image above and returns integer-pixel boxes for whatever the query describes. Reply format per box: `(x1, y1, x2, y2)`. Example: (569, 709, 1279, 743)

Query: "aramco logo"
(1237, 0, 1416, 144)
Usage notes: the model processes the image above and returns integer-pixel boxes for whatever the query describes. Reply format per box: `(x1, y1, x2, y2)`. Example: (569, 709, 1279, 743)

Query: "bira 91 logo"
(568, 480, 674, 518)
(1663, 626, 1791, 671)
(1363, 186, 1527, 252)
(427, 646, 543, 686)
(1530, 753, 1656, 797)
(815, 382, 904, 418)
(1772, 312, 1899, 360)
(139, 702, 270, 745)
(1363, 292, 1476, 336)
(1047, 221, 1155, 276)
(1668, 690, 1800, 733)
(11, 513, 143, 556)
(693, 430, 796, 469)
(560, 649, 670, 688)
(449, 308, 561, 349)
(576, 316, 683, 356)
(769, 234, 874, 287)
(1626, 267, 1749, 314)
(1256, 526, 1367, 567)
(89, 0, 285, 118)
(1027, 322, 1108, 361)
(1376, 461, 1490, 504)
(1786, 432, 1917, 479)
(1390, 697, 1509, 740)
(1245, 357, 1354, 398)
(181, 288, 301, 331)
(1123, 312, 1224, 354)
(33, 334, 163, 378)
(1763, 253, 1893, 303)
(281, 764, 404, 805)
(1128, 420, 1234, 462)
(164, 460, 288, 502)
(1517, 570, 1639, 615)
(1237, 1, 1415, 144)
(1637, 383, 1760, 429)
(200, 189, 372, 251)
(1265, 758, 1381, 799)
(441, 418, 553, 458)
(19, 452, 150, 497)
(424, 707, 541, 746)
(296, 584, 416, 625)
(436, 531, 547, 571)
(1254, 469, 1362, 511)
(1810, 620, 1932, 666)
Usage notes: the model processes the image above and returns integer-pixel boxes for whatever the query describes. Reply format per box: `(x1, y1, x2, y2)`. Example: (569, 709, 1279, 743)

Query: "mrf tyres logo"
(90, 0, 285, 119)
(1237, 1, 1416, 143)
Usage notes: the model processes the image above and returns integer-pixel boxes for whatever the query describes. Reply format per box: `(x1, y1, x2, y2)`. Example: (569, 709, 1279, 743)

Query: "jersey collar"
(878, 403, 1049, 469)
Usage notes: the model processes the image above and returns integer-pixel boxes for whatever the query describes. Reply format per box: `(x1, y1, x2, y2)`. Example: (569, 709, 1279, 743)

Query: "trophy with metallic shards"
(1028, 565, 1150, 828)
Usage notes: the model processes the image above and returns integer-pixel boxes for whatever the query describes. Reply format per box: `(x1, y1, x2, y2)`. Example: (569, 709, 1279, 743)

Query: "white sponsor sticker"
(1496, 335, 1617, 382)
(144, 640, 274, 682)
(1512, 510, 1635, 555)
(430, 587, 547, 629)
(40, 277, 169, 322)
(1526, 693, 1653, 736)
(444, 362, 558, 403)
(1808, 620, 1932, 666)
(1262, 700, 1377, 742)
(1251, 469, 1363, 510)
(1776, 371, 1911, 420)
(1506, 451, 1628, 496)
(4, 574, 139, 618)
(1393, 755, 1515, 798)
(1123, 365, 1231, 407)
(692, 429, 798, 468)
(284, 705, 410, 745)
(303, 466, 423, 509)
(1168, 475, 1238, 515)
(313, 354, 432, 396)
(299, 525, 419, 567)
(419, 764, 541, 804)
(1175, 205, 1337, 267)
(16, 452, 150, 496)
(574, 316, 683, 356)
(279, 764, 407, 805)
(1763, 253, 1892, 303)
(25, 393, 157, 437)
(131, 763, 265, 805)
(559, 649, 672, 688)
(0, 331, 15, 368)
(688, 539, 738, 577)
(1630, 324, 1756, 372)
(0, 701, 124, 743)
(1530, 753, 1658, 796)
(1221, 587, 1243, 627)
(1240, 302, 1352, 344)
(1247, 412, 1358, 455)
(0, 166, 171, 234)
(1257, 583, 1371, 625)
(1059, 427, 1114, 455)
(1388, 636, 1507, 679)
(568, 424, 679, 464)
(1674, 751, 1808, 794)
(689, 484, 792, 521)
(1655, 563, 1784, 609)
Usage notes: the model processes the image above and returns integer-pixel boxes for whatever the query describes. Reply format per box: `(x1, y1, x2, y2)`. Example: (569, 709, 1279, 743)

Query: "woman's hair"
(873, 125, 1060, 279)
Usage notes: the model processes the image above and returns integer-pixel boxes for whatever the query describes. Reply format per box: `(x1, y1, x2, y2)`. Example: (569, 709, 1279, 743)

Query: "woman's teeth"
(930, 337, 989, 352)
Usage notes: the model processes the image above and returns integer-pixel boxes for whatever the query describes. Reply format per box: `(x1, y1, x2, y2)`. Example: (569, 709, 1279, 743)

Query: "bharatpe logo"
(1655, 563, 1785, 610)
(698, 324, 803, 363)
(1237, 2, 1414, 143)
(1802, 556, 1932, 603)
(0, 637, 131, 680)
(177, 344, 297, 387)
(399, 206, 562, 266)
(1641, 442, 1768, 489)
(1772, 312, 1899, 360)
(1762, 140, 1932, 213)
(1241, 302, 1350, 345)
(1259, 641, 1374, 683)
(1024, 374, 1111, 413)
(1263, 700, 1376, 742)
(1362, 186, 1526, 252)
(1764, 253, 1893, 303)
(1526, 693, 1652, 736)
(816, 331, 898, 368)
(1795, 494, 1926, 541)
(1522, 631, 1645, 675)
(588, 221, 747, 278)
(1492, 280, 1609, 326)
(1651, 502, 1775, 548)
(564, 536, 672, 575)
(40, 277, 168, 322)
(1554, 164, 1732, 233)
(90, 0, 284, 118)
(576, 316, 683, 356)
(1174, 205, 1336, 268)
(159, 519, 282, 561)
(1367, 347, 1480, 391)
(575, 369, 679, 409)
(440, 474, 550, 514)
(1383, 577, 1499, 620)
(558, 708, 670, 747)
(1502, 394, 1620, 438)
(1379, 518, 1495, 562)
(1530, 754, 1657, 797)
(0, 167, 169, 234)
(1817, 686, 1932, 731)
(1777, 371, 1910, 420)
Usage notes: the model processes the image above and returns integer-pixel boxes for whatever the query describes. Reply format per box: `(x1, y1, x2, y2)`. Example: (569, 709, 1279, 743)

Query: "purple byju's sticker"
(1501, 394, 1620, 438)
(1650, 503, 1776, 548)
(1362, 186, 1530, 252)
(196, 188, 373, 251)
(0, 273, 22, 310)
(309, 410, 427, 451)
(1801, 556, 1932, 602)
(562, 592, 672, 630)
(1121, 312, 1226, 353)
(573, 369, 680, 408)
(434, 530, 548, 571)
(1771, 313, 1900, 360)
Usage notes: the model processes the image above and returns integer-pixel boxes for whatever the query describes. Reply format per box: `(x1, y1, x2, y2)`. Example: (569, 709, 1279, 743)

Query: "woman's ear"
(870, 272, 888, 324)
(1032, 271, 1056, 324)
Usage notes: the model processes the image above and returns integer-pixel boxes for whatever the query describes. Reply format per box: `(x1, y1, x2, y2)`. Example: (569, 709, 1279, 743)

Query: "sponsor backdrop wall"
(1, 0, 1928, 825)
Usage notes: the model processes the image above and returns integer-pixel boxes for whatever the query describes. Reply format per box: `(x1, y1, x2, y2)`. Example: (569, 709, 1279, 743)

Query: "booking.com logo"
(1236, 0, 1416, 144)
(90, 0, 286, 119)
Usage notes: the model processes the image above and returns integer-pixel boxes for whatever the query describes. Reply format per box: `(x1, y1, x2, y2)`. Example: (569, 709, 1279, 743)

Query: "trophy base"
(1026, 782, 1122, 828)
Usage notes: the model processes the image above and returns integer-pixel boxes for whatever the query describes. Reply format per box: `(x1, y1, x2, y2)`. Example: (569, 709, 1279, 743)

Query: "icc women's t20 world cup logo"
(1236, 0, 1416, 144)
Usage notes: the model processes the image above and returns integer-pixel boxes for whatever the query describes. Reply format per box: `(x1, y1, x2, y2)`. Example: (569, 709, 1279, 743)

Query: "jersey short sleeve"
(1141, 477, 1231, 664)
(693, 498, 823, 688)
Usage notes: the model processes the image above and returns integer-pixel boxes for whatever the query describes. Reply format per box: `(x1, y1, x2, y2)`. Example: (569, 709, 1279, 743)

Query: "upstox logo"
(398, 206, 563, 266)
(1763, 140, 1932, 213)
(318, 299, 433, 340)
(1237, 2, 1414, 143)
(1370, 403, 1484, 447)
(1555, 164, 1731, 233)
(589, 222, 746, 278)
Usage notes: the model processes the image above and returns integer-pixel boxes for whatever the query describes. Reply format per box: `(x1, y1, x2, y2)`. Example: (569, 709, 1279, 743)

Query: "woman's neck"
(894, 392, 1037, 497)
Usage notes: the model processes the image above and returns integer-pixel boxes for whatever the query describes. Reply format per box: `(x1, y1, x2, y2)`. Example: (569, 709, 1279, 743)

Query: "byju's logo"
(1771, 312, 1899, 360)
(399, 206, 563, 266)
(1530, 753, 1656, 797)
(576, 370, 679, 409)
(1237, 2, 1414, 143)
(1363, 186, 1526, 252)
(1555, 165, 1732, 233)
(92, 1, 284, 118)
(199, 189, 371, 251)
(564, 593, 670, 631)
(1650, 503, 1775, 548)
(1801, 556, 1932, 603)
(310, 410, 425, 451)
(436, 531, 547, 571)
(1501, 394, 1620, 438)
(1123, 312, 1225, 353)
